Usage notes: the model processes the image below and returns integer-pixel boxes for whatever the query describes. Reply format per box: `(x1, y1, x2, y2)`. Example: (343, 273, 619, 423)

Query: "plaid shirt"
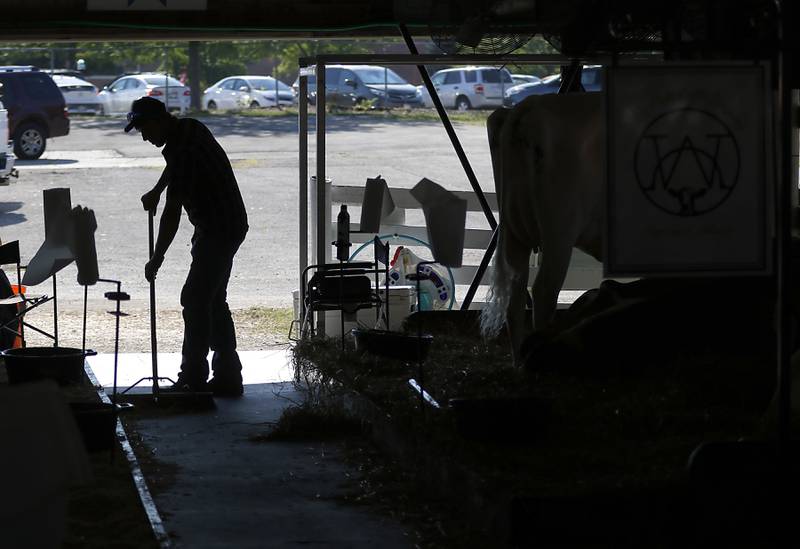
(162, 118, 248, 241)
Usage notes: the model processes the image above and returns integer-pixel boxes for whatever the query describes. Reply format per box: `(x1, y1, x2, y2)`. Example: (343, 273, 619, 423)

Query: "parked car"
(97, 73, 190, 114)
(0, 66, 69, 160)
(503, 66, 603, 107)
(510, 73, 541, 86)
(51, 74, 102, 115)
(292, 65, 421, 108)
(202, 75, 294, 110)
(417, 66, 514, 110)
(0, 100, 16, 181)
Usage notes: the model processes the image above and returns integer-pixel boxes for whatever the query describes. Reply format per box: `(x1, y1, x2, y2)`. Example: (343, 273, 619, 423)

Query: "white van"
(0, 99, 17, 183)
(418, 66, 514, 110)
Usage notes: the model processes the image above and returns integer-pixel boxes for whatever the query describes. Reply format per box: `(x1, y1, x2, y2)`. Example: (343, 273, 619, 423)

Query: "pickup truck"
(0, 99, 17, 183)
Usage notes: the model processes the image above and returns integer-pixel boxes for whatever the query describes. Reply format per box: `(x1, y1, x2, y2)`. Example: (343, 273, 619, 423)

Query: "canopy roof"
(0, 0, 784, 57)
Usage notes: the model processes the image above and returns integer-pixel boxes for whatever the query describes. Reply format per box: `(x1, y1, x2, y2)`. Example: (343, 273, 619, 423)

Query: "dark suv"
(292, 65, 421, 108)
(0, 66, 70, 160)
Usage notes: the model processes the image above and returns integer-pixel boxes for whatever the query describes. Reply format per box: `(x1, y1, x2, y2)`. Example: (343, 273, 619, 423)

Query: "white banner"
(605, 64, 772, 276)
(87, 0, 207, 10)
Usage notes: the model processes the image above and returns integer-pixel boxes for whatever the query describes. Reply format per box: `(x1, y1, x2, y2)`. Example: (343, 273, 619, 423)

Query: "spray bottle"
(335, 204, 350, 261)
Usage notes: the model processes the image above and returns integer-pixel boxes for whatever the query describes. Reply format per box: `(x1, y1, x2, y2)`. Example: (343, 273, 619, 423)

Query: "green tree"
(0, 43, 59, 69)
(272, 40, 372, 81)
(508, 36, 561, 78)
(74, 42, 189, 77)
(1, 39, 402, 90)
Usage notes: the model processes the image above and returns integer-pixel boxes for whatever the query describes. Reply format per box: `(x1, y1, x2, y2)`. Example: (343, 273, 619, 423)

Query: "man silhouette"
(125, 97, 248, 397)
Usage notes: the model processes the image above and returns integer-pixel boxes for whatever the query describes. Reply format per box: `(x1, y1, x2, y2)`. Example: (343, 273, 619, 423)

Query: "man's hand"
(145, 255, 164, 283)
(141, 189, 161, 213)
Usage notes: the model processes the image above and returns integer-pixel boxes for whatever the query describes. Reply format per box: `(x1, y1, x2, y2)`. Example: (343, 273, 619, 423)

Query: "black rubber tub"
(1, 347, 97, 385)
(352, 329, 433, 362)
(70, 402, 118, 452)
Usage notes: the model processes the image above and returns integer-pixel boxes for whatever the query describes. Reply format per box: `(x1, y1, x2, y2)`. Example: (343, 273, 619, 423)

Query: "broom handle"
(148, 209, 160, 398)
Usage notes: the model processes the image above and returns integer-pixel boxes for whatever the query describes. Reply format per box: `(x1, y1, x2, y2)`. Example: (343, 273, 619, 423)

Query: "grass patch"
(233, 306, 293, 339)
(193, 106, 492, 125)
(195, 107, 296, 118)
(229, 158, 264, 169)
(327, 105, 492, 125)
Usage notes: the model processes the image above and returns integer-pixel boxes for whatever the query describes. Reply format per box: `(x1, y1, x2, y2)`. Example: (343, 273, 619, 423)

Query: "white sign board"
(87, 0, 206, 10)
(605, 65, 772, 276)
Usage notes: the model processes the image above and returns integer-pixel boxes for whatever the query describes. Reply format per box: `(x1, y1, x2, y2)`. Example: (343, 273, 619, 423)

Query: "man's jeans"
(179, 234, 244, 384)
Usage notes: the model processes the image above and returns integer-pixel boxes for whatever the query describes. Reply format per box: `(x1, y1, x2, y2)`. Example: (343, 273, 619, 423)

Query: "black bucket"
(352, 329, 433, 362)
(2, 347, 96, 385)
(69, 402, 118, 452)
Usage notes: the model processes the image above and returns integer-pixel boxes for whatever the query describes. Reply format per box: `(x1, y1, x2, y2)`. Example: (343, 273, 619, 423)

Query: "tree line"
(0, 37, 559, 108)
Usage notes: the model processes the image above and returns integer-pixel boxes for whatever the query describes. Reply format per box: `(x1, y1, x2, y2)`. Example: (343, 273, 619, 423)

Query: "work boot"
(207, 376, 244, 398)
(161, 375, 209, 394)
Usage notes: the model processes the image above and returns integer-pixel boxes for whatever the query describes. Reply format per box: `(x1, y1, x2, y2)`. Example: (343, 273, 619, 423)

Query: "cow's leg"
(531, 237, 574, 330)
(501, 231, 532, 367)
(487, 108, 510, 204)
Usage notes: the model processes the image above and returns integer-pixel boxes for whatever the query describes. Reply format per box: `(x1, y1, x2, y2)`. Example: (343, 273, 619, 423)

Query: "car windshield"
(352, 68, 406, 85)
(143, 76, 184, 87)
(248, 78, 291, 92)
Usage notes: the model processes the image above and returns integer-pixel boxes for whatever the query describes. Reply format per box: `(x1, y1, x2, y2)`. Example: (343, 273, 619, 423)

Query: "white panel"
(329, 185, 609, 296)
(331, 184, 497, 211)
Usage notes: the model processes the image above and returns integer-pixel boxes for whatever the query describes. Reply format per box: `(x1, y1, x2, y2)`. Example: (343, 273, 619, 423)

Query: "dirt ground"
(18, 306, 294, 354)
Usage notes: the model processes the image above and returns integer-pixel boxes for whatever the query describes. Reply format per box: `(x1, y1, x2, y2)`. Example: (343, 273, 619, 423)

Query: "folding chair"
(297, 261, 385, 339)
(0, 240, 58, 348)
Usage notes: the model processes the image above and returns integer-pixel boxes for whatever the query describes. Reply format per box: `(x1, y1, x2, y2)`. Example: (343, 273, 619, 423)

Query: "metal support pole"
(97, 278, 126, 406)
(315, 61, 327, 267)
(776, 37, 794, 459)
(274, 65, 281, 110)
(15, 261, 24, 345)
(339, 260, 345, 350)
(385, 261, 390, 330)
(316, 61, 327, 334)
(82, 284, 87, 353)
(558, 61, 585, 94)
(399, 24, 497, 231)
(112, 280, 121, 405)
(51, 273, 58, 347)
(299, 63, 309, 284)
(148, 210, 160, 399)
(383, 66, 388, 109)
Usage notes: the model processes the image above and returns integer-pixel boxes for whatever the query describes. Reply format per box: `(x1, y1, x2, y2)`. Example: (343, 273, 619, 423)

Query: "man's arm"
(141, 167, 170, 212)
(144, 191, 181, 282)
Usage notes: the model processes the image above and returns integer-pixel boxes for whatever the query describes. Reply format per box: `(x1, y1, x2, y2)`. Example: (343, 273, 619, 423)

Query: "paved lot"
(2, 114, 496, 313)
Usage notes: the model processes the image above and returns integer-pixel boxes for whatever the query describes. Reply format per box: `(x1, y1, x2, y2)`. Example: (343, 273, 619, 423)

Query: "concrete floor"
(88, 349, 294, 391)
(90, 352, 413, 548)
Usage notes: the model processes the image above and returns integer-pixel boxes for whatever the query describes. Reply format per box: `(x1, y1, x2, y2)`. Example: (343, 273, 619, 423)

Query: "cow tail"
(480, 223, 512, 338)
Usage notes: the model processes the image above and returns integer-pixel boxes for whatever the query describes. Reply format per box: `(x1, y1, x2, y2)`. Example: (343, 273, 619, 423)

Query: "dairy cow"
(481, 92, 605, 366)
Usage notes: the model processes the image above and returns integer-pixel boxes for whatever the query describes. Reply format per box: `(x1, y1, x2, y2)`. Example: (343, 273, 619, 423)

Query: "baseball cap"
(124, 96, 168, 132)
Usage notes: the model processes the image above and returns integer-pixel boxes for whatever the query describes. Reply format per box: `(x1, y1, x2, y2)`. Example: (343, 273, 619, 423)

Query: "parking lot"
(3, 112, 496, 318)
